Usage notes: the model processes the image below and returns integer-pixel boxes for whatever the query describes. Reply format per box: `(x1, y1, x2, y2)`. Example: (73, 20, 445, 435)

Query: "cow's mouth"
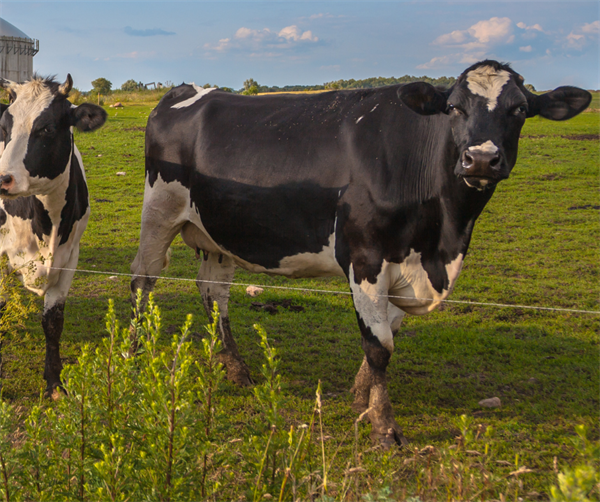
(462, 175, 497, 190)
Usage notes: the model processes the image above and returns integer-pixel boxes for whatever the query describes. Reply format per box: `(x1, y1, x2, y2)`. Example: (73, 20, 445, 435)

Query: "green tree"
(91, 77, 112, 95)
(243, 78, 258, 91)
(120, 79, 141, 91)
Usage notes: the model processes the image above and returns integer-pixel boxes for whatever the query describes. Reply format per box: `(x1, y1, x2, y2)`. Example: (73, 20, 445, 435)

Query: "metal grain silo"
(0, 18, 39, 83)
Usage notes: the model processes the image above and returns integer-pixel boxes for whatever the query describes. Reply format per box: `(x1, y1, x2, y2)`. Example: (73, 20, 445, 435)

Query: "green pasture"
(2, 97, 599, 499)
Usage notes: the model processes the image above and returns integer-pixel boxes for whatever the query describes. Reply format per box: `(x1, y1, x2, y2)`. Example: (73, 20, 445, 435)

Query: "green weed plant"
(0, 296, 597, 500)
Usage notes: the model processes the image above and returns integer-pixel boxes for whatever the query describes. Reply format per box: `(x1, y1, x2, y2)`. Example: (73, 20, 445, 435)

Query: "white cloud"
(204, 24, 320, 56)
(581, 20, 599, 34)
(517, 22, 544, 32)
(431, 17, 513, 50)
(468, 17, 512, 44)
(278, 25, 318, 42)
(433, 30, 468, 46)
(519, 45, 533, 52)
(566, 32, 585, 49)
(423, 17, 513, 69)
(417, 52, 483, 70)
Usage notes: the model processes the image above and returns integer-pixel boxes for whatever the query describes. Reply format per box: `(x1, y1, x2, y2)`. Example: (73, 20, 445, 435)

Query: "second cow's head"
(0, 75, 107, 198)
(398, 60, 591, 190)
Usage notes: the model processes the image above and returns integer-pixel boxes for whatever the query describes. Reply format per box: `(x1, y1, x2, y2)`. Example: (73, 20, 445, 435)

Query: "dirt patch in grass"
(561, 134, 599, 141)
(123, 126, 146, 132)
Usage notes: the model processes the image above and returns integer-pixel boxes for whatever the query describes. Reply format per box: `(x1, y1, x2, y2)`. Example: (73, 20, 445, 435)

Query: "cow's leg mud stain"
(197, 252, 253, 386)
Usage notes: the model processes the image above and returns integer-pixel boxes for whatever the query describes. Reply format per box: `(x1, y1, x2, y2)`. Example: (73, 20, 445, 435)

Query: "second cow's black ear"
(71, 103, 108, 132)
(525, 86, 591, 121)
(0, 103, 8, 118)
(397, 82, 450, 115)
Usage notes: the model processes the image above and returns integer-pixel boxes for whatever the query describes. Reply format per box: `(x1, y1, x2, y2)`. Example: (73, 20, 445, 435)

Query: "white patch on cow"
(370, 104, 379, 113)
(466, 66, 511, 111)
(349, 264, 394, 352)
(226, 232, 344, 278)
(171, 84, 216, 109)
(356, 116, 364, 124)
(387, 250, 464, 315)
(0, 149, 89, 296)
(468, 140, 499, 154)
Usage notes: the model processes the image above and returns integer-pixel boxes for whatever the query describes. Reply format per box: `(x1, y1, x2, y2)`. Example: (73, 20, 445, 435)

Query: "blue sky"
(1, 1, 598, 92)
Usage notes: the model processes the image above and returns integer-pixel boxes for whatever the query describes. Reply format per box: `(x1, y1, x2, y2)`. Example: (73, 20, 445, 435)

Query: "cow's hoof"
(219, 353, 254, 386)
(368, 411, 409, 449)
(370, 427, 409, 449)
(44, 383, 64, 400)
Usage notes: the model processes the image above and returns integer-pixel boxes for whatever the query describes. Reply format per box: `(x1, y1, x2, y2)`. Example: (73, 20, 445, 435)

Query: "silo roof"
(0, 18, 31, 39)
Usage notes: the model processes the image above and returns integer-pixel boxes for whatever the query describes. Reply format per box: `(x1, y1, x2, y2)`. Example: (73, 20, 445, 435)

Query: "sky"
(1, 1, 598, 92)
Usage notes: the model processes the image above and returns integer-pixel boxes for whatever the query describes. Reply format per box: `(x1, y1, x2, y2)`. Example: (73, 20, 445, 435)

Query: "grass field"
(1, 92, 599, 500)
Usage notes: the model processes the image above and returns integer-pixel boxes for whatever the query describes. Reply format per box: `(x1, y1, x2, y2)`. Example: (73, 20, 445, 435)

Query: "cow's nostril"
(0, 175, 14, 188)
(489, 155, 500, 168)
(462, 152, 474, 168)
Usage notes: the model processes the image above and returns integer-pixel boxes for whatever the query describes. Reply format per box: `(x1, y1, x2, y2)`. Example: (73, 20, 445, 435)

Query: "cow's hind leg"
(196, 251, 252, 386)
(349, 265, 408, 448)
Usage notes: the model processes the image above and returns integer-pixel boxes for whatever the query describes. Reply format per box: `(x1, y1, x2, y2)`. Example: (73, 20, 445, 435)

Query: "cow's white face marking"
(171, 84, 216, 109)
(0, 81, 56, 196)
(468, 140, 499, 154)
(466, 66, 511, 111)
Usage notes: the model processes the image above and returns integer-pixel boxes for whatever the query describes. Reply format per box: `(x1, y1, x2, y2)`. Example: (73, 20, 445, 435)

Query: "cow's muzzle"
(0, 174, 14, 195)
(458, 150, 507, 190)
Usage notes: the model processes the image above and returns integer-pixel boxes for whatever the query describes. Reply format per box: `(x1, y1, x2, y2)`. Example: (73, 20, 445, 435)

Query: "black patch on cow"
(3, 196, 52, 240)
(146, 156, 189, 188)
(25, 98, 72, 180)
(58, 144, 89, 245)
(189, 171, 342, 269)
(0, 207, 6, 227)
(0, 111, 13, 145)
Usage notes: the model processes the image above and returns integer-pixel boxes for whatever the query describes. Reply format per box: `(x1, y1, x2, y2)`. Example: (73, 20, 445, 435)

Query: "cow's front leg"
(349, 263, 408, 448)
(42, 256, 79, 393)
(196, 251, 252, 386)
(351, 302, 405, 414)
(42, 299, 65, 393)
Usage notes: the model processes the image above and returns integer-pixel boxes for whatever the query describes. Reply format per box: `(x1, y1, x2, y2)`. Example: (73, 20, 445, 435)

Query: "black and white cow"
(0, 75, 107, 393)
(130, 60, 590, 446)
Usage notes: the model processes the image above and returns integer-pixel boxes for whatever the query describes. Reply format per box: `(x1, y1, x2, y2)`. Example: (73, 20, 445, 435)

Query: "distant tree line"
(87, 73, 536, 97)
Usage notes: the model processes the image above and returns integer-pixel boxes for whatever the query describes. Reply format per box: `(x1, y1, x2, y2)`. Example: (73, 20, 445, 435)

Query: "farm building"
(0, 17, 38, 83)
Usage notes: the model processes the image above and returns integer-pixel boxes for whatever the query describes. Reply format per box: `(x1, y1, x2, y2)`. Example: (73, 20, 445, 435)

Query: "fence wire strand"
(45, 266, 600, 315)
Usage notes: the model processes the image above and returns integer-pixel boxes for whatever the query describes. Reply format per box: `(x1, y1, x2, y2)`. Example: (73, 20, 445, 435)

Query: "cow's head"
(398, 60, 591, 190)
(0, 75, 107, 198)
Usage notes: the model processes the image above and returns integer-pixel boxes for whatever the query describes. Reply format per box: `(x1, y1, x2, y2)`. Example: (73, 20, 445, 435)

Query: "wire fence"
(49, 266, 600, 316)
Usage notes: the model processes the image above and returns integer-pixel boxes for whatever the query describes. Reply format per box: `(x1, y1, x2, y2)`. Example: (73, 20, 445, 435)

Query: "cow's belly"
(387, 250, 464, 315)
(181, 219, 344, 278)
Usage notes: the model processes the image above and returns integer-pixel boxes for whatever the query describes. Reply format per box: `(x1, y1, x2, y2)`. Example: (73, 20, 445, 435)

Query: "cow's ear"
(525, 86, 591, 121)
(0, 103, 8, 117)
(71, 103, 107, 132)
(397, 82, 449, 115)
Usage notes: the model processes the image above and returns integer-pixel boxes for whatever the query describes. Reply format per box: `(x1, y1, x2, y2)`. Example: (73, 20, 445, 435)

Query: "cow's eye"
(448, 104, 464, 116)
(514, 105, 528, 116)
(38, 126, 54, 136)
